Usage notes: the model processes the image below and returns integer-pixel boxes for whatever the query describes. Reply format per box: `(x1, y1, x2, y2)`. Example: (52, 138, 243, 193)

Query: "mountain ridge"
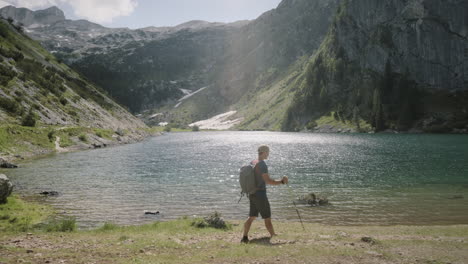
(5, 0, 467, 133)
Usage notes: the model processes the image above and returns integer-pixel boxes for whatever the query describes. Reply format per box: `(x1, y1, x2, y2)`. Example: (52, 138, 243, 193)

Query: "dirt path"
(54, 136, 66, 153)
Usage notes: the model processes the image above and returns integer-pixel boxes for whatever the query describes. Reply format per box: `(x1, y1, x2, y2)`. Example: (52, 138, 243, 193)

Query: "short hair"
(258, 145, 270, 154)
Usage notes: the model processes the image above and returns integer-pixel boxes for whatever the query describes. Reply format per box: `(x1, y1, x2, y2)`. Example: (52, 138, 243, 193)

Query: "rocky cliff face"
(339, 0, 467, 91)
(284, 0, 468, 132)
(0, 6, 65, 26)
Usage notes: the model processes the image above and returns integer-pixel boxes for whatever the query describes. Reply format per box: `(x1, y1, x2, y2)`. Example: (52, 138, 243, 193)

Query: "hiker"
(241, 145, 288, 243)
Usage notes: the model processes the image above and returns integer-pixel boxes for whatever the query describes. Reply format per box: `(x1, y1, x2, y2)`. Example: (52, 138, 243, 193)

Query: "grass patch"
(0, 195, 53, 232)
(93, 128, 114, 139)
(97, 222, 120, 232)
(0, 200, 467, 264)
(0, 125, 55, 154)
(78, 134, 88, 142)
(41, 216, 76, 232)
(144, 126, 192, 133)
(315, 111, 372, 132)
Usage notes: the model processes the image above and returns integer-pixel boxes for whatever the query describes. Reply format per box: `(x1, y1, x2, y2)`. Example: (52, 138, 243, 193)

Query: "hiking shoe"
(240, 236, 249, 244)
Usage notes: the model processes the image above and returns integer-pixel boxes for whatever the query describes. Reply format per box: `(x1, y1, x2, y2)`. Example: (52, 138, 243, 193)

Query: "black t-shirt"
(253, 160, 268, 191)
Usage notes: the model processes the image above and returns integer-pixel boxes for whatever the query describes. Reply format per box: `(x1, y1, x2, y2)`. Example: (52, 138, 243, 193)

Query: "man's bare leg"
(243, 216, 256, 237)
(264, 218, 276, 237)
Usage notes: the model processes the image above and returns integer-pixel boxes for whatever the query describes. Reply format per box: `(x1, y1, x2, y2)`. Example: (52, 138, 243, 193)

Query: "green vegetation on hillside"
(0, 124, 119, 158)
(0, 18, 120, 130)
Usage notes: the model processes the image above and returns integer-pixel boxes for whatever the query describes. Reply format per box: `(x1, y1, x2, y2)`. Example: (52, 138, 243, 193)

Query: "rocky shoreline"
(306, 124, 468, 134)
(0, 128, 161, 164)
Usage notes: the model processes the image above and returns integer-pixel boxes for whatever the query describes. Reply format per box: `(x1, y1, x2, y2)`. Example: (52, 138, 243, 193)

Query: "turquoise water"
(5, 132, 468, 227)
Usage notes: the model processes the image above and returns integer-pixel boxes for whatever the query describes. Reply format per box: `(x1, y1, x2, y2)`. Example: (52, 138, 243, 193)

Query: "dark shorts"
(249, 191, 271, 219)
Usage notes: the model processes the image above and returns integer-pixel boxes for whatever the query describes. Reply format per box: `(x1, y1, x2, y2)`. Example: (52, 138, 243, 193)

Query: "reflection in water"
(5, 132, 468, 228)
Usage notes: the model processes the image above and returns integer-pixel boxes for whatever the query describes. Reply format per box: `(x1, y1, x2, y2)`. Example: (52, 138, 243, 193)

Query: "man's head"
(258, 145, 270, 160)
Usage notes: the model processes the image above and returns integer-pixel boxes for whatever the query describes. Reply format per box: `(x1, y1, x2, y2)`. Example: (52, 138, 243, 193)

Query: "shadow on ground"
(248, 237, 289, 246)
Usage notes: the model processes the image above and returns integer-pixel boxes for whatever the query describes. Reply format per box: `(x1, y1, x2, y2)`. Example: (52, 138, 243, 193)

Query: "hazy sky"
(0, 0, 282, 28)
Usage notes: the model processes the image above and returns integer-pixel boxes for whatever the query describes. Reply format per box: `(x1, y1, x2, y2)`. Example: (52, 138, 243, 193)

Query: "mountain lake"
(4, 131, 468, 228)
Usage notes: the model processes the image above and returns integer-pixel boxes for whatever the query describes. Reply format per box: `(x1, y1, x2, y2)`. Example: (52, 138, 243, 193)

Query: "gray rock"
(0, 174, 14, 204)
(144, 210, 160, 215)
(40, 191, 59, 196)
(0, 158, 18, 168)
(361, 237, 377, 245)
(297, 193, 329, 206)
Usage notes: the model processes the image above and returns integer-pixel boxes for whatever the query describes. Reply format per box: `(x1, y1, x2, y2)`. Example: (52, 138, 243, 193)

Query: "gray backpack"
(238, 163, 257, 202)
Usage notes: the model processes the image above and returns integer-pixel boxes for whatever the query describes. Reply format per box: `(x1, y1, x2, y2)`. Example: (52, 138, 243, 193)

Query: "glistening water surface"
(5, 132, 468, 228)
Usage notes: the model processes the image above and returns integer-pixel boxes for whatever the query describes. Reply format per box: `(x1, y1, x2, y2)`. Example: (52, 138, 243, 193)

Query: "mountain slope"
(0, 17, 148, 160)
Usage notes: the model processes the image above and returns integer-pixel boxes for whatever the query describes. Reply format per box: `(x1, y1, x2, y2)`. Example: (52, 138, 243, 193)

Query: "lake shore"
(0, 200, 467, 264)
(0, 125, 163, 164)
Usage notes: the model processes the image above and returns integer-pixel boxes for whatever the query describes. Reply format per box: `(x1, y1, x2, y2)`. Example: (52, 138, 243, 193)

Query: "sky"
(0, 0, 282, 29)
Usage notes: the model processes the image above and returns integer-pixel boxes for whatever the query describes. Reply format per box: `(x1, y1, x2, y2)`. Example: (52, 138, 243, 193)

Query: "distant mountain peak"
(40, 5, 65, 16)
(0, 5, 65, 26)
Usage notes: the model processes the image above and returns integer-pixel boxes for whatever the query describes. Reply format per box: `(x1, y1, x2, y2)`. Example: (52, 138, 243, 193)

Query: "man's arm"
(262, 173, 288, 185)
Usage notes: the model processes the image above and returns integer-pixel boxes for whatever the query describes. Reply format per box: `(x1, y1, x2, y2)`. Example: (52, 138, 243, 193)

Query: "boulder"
(297, 193, 329, 206)
(40, 191, 59, 196)
(0, 174, 14, 204)
(0, 158, 18, 168)
(144, 210, 160, 215)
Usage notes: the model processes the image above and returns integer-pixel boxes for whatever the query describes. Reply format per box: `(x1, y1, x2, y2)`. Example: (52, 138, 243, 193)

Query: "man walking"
(241, 145, 288, 243)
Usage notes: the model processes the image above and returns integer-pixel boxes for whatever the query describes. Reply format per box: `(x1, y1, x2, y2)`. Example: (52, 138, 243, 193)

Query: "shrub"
(0, 63, 17, 86)
(68, 110, 78, 116)
(21, 109, 37, 127)
(14, 90, 24, 97)
(78, 134, 88, 142)
(192, 125, 200, 132)
(44, 217, 76, 232)
(0, 96, 20, 114)
(0, 21, 9, 38)
(59, 97, 67, 105)
(191, 211, 229, 230)
(164, 125, 172, 132)
(47, 130, 55, 142)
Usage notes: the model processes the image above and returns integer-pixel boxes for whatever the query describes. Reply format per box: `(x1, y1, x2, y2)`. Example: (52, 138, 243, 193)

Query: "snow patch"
(174, 85, 209, 108)
(189, 111, 243, 130)
(149, 113, 163, 119)
(179, 89, 192, 95)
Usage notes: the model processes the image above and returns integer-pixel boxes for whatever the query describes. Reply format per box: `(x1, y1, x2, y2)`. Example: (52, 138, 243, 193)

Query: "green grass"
(144, 126, 192, 133)
(0, 124, 124, 159)
(314, 112, 372, 132)
(0, 196, 467, 263)
(0, 125, 55, 154)
(41, 216, 76, 232)
(235, 57, 308, 131)
(0, 195, 54, 232)
(93, 128, 114, 139)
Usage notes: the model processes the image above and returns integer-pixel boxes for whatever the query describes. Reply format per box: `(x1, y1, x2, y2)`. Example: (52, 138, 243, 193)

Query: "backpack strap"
(237, 192, 244, 203)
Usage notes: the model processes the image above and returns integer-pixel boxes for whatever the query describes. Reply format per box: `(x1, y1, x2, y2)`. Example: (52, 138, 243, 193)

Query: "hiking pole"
(286, 183, 306, 231)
